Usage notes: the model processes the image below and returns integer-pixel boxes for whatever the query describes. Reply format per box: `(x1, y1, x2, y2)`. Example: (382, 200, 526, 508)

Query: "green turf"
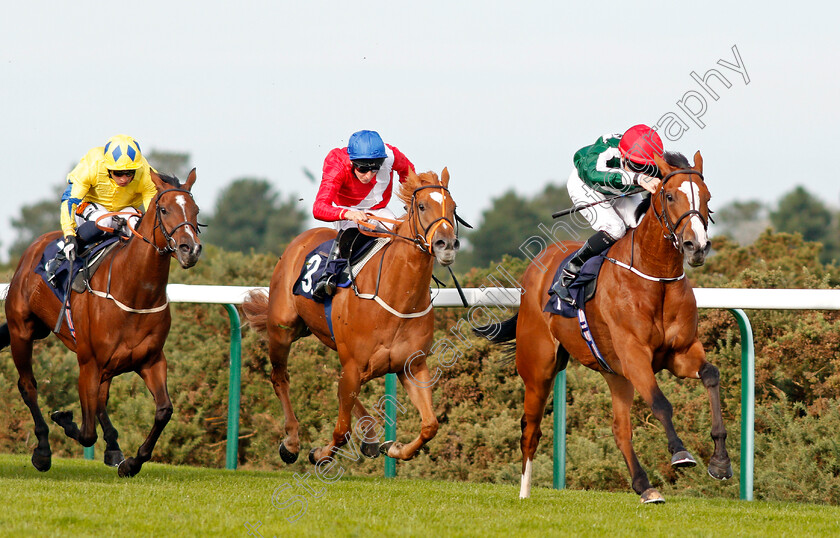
(1, 454, 839, 537)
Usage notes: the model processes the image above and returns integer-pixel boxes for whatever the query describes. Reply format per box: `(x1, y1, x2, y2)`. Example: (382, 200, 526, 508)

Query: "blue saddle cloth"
(34, 237, 120, 303)
(544, 253, 607, 317)
(292, 235, 379, 303)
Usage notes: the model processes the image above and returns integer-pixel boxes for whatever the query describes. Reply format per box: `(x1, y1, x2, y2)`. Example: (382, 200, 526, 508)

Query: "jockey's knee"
(598, 225, 625, 242)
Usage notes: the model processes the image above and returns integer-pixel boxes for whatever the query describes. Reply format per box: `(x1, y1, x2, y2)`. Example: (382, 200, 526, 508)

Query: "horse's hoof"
(379, 441, 395, 458)
(31, 449, 52, 472)
(671, 450, 697, 468)
(708, 458, 733, 480)
(50, 410, 72, 426)
(104, 450, 125, 467)
(361, 441, 380, 459)
(117, 457, 138, 478)
(278, 442, 299, 464)
(640, 488, 665, 504)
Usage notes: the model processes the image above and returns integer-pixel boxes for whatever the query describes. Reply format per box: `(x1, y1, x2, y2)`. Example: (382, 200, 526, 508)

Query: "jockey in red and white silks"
(310, 130, 415, 299)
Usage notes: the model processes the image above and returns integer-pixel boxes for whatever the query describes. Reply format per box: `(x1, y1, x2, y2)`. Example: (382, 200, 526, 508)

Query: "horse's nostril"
(435, 240, 446, 250)
(454, 239, 461, 251)
(683, 241, 696, 252)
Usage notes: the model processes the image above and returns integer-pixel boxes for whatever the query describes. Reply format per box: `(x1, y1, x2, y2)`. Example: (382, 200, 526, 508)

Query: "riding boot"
(311, 235, 343, 300)
(551, 230, 616, 305)
(44, 250, 67, 285)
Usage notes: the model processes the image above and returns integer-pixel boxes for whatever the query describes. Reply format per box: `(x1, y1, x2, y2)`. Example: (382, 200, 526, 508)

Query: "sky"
(1, 1, 838, 262)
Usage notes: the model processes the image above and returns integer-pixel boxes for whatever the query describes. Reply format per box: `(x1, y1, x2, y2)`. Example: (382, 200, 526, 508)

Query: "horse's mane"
(156, 172, 181, 188)
(663, 151, 691, 169)
(397, 170, 440, 206)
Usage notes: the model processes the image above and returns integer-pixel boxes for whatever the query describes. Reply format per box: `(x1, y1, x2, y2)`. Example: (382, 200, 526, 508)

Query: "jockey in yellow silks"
(58, 134, 157, 261)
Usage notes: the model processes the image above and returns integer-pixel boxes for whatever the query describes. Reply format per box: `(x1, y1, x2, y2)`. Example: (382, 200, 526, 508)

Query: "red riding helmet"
(619, 125, 664, 166)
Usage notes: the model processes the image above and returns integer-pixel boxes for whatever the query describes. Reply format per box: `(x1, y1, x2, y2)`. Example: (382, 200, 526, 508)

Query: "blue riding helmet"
(348, 130, 387, 160)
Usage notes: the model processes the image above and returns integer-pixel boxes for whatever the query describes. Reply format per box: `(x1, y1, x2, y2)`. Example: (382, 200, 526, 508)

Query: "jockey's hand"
(62, 235, 78, 262)
(344, 210, 369, 223)
(635, 173, 661, 194)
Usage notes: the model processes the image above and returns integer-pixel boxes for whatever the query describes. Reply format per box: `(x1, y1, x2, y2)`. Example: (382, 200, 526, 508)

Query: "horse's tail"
(472, 313, 518, 344)
(241, 289, 269, 335)
(0, 323, 9, 350)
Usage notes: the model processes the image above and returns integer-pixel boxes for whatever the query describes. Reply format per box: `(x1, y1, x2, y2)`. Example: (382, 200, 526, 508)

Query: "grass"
(1, 454, 839, 537)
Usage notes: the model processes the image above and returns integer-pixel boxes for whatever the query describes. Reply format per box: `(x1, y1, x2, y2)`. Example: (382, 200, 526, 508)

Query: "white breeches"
(76, 202, 140, 231)
(566, 168, 645, 240)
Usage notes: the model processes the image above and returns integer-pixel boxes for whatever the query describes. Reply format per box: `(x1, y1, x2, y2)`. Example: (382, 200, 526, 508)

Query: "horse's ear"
(440, 167, 450, 187)
(150, 169, 167, 190)
(184, 168, 197, 191)
(654, 153, 673, 177)
(693, 151, 703, 175)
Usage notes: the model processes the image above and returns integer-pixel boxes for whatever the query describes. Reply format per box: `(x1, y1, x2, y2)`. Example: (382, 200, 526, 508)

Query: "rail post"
(224, 304, 242, 470)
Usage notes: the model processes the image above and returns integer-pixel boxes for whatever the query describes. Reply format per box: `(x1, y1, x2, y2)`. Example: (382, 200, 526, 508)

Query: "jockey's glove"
(62, 235, 78, 262)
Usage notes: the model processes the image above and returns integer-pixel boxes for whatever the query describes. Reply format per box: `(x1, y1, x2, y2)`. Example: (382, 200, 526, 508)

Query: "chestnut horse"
(0, 170, 202, 477)
(476, 152, 732, 503)
(242, 169, 459, 465)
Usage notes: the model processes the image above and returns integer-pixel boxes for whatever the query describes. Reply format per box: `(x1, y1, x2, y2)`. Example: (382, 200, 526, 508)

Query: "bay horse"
(0, 169, 202, 477)
(242, 168, 459, 465)
(476, 152, 732, 503)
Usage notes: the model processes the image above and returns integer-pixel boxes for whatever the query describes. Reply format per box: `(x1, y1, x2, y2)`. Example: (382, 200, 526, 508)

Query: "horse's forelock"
(156, 172, 181, 188)
(397, 170, 439, 205)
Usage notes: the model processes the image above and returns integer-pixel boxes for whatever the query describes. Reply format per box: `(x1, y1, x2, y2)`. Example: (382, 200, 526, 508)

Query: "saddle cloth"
(34, 237, 121, 303)
(293, 236, 389, 303)
(544, 253, 607, 317)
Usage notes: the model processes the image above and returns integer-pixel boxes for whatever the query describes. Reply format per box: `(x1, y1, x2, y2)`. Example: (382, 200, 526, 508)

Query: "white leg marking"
(519, 458, 533, 499)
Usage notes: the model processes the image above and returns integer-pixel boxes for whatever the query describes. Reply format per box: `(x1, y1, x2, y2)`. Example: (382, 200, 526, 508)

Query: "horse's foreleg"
(51, 359, 99, 448)
(118, 355, 172, 478)
(699, 362, 733, 480)
(10, 333, 52, 471)
(604, 374, 663, 503)
(622, 349, 694, 468)
(96, 379, 125, 467)
(268, 337, 300, 464)
(352, 399, 381, 459)
(379, 368, 438, 461)
(309, 364, 360, 465)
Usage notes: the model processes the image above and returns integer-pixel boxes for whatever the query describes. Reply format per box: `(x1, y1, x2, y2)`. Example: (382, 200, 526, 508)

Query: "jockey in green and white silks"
(552, 124, 664, 306)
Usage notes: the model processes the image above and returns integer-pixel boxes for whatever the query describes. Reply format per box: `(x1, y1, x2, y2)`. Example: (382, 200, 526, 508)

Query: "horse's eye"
(418, 203, 425, 211)
(665, 193, 674, 202)
(160, 208, 168, 215)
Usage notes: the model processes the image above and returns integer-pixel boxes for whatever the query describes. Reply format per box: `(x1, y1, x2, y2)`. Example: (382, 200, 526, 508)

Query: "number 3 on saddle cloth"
(292, 234, 388, 339)
(544, 252, 615, 374)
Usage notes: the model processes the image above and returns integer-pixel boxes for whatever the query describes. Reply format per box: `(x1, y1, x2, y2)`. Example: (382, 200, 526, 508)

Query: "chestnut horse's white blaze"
(678, 181, 708, 246)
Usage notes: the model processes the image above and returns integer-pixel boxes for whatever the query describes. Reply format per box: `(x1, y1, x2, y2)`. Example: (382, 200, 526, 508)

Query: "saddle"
(293, 236, 389, 303)
(544, 253, 607, 318)
(35, 234, 122, 303)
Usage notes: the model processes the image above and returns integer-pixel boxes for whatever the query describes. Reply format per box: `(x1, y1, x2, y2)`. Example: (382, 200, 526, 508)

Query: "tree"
(8, 186, 64, 261)
(770, 186, 838, 263)
(712, 199, 770, 245)
(146, 150, 191, 180)
(203, 178, 307, 255)
(466, 190, 541, 269)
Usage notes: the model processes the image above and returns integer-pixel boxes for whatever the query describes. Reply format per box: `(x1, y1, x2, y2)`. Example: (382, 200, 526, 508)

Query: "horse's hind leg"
(604, 374, 663, 504)
(379, 368, 438, 461)
(352, 399, 381, 458)
(97, 380, 125, 466)
(9, 329, 52, 471)
(118, 355, 172, 478)
(310, 363, 362, 464)
(267, 331, 301, 464)
(516, 340, 561, 498)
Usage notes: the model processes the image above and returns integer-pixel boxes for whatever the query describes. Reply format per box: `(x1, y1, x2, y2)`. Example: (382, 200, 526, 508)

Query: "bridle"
(654, 169, 709, 251)
(362, 184, 459, 256)
(106, 187, 203, 256)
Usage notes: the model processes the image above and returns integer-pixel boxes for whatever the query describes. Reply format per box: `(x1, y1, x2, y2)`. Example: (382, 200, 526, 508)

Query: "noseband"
(406, 184, 457, 255)
(654, 169, 708, 251)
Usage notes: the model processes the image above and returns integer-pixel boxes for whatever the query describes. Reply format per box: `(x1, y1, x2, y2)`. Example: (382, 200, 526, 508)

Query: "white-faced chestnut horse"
(476, 151, 732, 503)
(242, 168, 460, 466)
(0, 170, 202, 477)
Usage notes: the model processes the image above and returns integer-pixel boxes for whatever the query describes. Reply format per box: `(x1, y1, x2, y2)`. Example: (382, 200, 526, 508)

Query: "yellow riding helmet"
(103, 134, 144, 171)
